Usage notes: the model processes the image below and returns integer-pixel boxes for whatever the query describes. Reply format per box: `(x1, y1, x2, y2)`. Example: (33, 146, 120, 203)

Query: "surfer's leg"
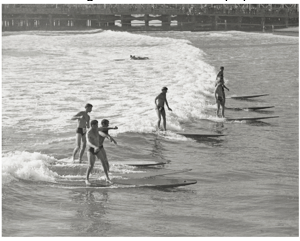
(79, 135, 86, 163)
(156, 108, 162, 130)
(161, 109, 167, 131)
(102, 148, 110, 172)
(221, 100, 225, 118)
(97, 149, 112, 183)
(216, 102, 220, 117)
(72, 133, 81, 162)
(86, 151, 95, 185)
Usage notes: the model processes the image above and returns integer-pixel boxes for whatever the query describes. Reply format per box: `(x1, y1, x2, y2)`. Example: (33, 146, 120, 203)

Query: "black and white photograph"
(2, 0, 299, 237)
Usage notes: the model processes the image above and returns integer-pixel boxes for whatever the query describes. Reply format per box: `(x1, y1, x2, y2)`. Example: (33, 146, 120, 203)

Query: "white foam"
(1, 150, 144, 185)
(3, 30, 219, 137)
(2, 151, 58, 184)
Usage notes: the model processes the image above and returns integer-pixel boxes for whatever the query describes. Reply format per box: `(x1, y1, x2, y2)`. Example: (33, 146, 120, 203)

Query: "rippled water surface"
(2, 30, 298, 236)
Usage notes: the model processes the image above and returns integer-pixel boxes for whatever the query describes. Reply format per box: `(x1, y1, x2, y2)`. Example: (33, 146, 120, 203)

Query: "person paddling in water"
(85, 119, 117, 185)
(71, 103, 93, 163)
(155, 87, 172, 131)
(130, 55, 149, 60)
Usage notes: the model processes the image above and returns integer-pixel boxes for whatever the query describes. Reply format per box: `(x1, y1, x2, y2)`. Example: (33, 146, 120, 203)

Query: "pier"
(2, 4, 299, 32)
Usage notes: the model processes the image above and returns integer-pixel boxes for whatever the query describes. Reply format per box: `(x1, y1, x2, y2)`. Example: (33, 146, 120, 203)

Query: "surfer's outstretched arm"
(98, 126, 118, 132)
(98, 131, 117, 145)
(108, 135, 117, 145)
(71, 111, 84, 120)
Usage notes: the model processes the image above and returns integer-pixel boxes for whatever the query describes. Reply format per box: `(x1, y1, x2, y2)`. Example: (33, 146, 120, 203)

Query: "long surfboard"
(226, 106, 274, 110)
(226, 93, 269, 99)
(122, 168, 192, 179)
(112, 178, 197, 188)
(244, 106, 274, 110)
(177, 132, 224, 138)
(56, 178, 197, 188)
(111, 160, 168, 167)
(226, 115, 279, 121)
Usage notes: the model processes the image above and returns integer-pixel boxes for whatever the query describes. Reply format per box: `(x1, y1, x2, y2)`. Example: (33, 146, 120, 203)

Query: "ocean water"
(2, 29, 298, 237)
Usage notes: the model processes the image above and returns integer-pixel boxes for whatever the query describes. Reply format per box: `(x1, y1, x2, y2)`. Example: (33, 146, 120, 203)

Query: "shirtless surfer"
(155, 87, 172, 131)
(71, 103, 93, 163)
(216, 66, 229, 95)
(85, 119, 117, 185)
(214, 81, 225, 118)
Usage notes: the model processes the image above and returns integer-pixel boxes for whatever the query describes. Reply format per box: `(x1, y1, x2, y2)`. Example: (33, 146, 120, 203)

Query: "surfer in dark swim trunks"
(71, 103, 93, 163)
(215, 81, 225, 118)
(88, 145, 103, 155)
(86, 119, 117, 185)
(155, 87, 172, 131)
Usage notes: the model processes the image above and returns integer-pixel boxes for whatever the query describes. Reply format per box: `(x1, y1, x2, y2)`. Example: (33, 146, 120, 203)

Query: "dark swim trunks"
(76, 128, 86, 135)
(89, 146, 103, 155)
(217, 96, 224, 103)
(157, 106, 165, 112)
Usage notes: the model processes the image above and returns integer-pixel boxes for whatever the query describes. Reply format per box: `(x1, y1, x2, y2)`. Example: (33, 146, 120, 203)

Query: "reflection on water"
(70, 190, 111, 235)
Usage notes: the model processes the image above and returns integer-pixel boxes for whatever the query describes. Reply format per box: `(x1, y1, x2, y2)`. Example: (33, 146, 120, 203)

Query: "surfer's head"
(220, 66, 224, 70)
(85, 103, 93, 112)
(101, 119, 109, 127)
(162, 87, 168, 92)
(90, 120, 98, 127)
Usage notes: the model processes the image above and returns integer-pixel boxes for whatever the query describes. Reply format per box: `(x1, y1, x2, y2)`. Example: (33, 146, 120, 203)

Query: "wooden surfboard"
(113, 178, 197, 188)
(244, 106, 274, 110)
(56, 178, 197, 188)
(226, 115, 279, 121)
(122, 168, 192, 179)
(111, 160, 168, 167)
(177, 132, 224, 138)
(226, 106, 274, 110)
(226, 94, 269, 99)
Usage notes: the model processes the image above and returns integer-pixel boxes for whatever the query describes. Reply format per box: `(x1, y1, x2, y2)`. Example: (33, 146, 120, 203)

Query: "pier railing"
(2, 4, 298, 32)
(3, 4, 299, 18)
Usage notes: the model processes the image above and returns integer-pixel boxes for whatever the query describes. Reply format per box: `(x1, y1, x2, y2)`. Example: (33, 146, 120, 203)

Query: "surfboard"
(56, 177, 196, 188)
(113, 178, 197, 188)
(226, 115, 279, 121)
(52, 180, 113, 188)
(78, 182, 112, 188)
(226, 94, 269, 99)
(244, 106, 274, 110)
(111, 160, 168, 167)
(130, 57, 149, 60)
(226, 106, 274, 110)
(122, 168, 192, 179)
(177, 132, 225, 138)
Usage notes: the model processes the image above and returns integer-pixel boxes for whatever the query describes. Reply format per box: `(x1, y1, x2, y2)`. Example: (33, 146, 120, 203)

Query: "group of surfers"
(72, 66, 228, 185)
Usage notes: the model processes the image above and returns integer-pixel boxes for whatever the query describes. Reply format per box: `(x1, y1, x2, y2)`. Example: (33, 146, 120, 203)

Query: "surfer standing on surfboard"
(155, 86, 172, 131)
(86, 119, 117, 185)
(71, 103, 93, 163)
